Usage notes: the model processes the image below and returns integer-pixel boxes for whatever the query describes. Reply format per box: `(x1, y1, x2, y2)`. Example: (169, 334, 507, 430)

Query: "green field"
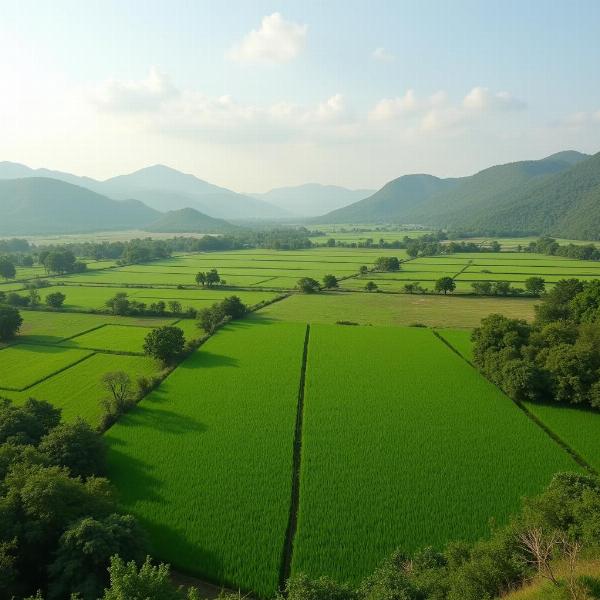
(0, 344, 93, 390)
(105, 320, 307, 597)
(3, 353, 158, 426)
(253, 291, 537, 328)
(61, 324, 156, 354)
(436, 328, 474, 362)
(292, 325, 579, 584)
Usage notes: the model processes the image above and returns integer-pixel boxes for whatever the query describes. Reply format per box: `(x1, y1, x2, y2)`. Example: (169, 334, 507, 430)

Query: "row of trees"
(473, 279, 600, 408)
(197, 296, 248, 334)
(0, 289, 66, 309)
(471, 277, 546, 297)
(105, 293, 195, 318)
(527, 236, 600, 261)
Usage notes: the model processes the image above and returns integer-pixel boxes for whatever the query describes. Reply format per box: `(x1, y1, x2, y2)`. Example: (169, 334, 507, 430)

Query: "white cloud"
(369, 89, 418, 120)
(227, 13, 307, 65)
(92, 67, 178, 113)
(372, 47, 395, 62)
(463, 86, 525, 111)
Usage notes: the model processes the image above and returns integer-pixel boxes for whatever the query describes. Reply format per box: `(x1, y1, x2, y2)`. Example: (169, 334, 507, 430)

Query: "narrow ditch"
(279, 323, 310, 591)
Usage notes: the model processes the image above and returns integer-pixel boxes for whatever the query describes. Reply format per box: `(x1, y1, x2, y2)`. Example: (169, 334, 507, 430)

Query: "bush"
(45, 292, 66, 308)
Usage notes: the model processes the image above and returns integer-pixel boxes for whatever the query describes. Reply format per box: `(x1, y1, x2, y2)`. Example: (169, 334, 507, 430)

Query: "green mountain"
(318, 151, 594, 238)
(0, 177, 160, 235)
(466, 151, 600, 239)
(318, 174, 456, 223)
(144, 207, 237, 233)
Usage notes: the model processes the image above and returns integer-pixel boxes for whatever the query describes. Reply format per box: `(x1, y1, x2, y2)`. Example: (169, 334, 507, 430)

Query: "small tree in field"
(365, 281, 378, 292)
(220, 296, 247, 319)
(198, 304, 226, 334)
(143, 326, 185, 365)
(195, 272, 207, 287)
(46, 291, 66, 308)
(435, 277, 456, 295)
(525, 277, 545, 297)
(101, 371, 134, 416)
(322, 274, 338, 289)
(0, 257, 16, 280)
(168, 300, 182, 314)
(0, 305, 23, 340)
(297, 277, 320, 293)
(359, 265, 369, 275)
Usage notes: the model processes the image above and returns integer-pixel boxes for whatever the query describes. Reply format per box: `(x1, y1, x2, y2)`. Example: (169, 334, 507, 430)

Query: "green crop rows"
(61, 324, 157, 354)
(105, 320, 307, 597)
(291, 325, 578, 585)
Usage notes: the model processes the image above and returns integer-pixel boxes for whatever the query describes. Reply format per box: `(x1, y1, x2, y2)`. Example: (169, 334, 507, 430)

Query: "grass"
(435, 328, 474, 362)
(61, 324, 156, 354)
(105, 320, 307, 597)
(15, 310, 174, 344)
(292, 325, 579, 585)
(0, 344, 93, 390)
(3, 353, 158, 426)
(253, 291, 537, 328)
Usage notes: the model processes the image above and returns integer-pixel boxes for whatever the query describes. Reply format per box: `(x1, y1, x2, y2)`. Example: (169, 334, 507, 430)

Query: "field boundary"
(279, 323, 310, 590)
(433, 331, 597, 475)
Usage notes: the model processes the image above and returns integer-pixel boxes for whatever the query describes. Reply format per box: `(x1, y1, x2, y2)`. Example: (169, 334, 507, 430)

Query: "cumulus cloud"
(227, 13, 307, 65)
(369, 90, 419, 120)
(372, 47, 395, 62)
(463, 86, 526, 111)
(93, 67, 178, 113)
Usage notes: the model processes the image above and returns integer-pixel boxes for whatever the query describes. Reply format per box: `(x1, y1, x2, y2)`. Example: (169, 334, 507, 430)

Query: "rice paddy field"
(253, 291, 537, 328)
(291, 325, 579, 584)
(60, 324, 156, 354)
(105, 320, 307, 597)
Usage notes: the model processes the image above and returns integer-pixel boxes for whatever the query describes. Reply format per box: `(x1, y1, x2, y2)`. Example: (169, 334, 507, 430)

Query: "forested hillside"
(144, 207, 237, 233)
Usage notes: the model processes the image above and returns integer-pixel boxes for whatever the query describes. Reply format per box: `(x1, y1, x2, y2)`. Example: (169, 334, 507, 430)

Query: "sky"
(1, 0, 599, 192)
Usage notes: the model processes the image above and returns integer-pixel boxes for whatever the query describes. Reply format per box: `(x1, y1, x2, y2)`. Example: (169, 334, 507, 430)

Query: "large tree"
(435, 277, 456, 295)
(0, 305, 23, 340)
(297, 277, 320, 293)
(0, 257, 16, 280)
(143, 326, 185, 364)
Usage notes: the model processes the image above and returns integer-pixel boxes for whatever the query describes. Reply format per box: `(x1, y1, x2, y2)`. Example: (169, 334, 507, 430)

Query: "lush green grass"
(61, 325, 156, 354)
(4, 353, 158, 426)
(0, 344, 92, 390)
(435, 328, 475, 362)
(171, 318, 203, 340)
(292, 325, 579, 585)
(105, 320, 307, 597)
(15, 311, 174, 344)
(253, 292, 537, 328)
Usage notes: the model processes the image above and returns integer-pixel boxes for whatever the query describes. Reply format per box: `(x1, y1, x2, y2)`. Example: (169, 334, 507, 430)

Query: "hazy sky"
(1, 0, 599, 192)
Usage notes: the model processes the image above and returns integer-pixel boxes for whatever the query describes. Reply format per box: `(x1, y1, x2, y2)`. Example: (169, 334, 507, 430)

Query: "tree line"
(473, 279, 600, 408)
(526, 236, 600, 261)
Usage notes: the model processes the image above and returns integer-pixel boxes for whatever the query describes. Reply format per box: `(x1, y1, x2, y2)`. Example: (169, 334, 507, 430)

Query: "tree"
(44, 250, 77, 275)
(106, 293, 131, 316)
(101, 555, 200, 600)
(195, 272, 207, 287)
(365, 281, 378, 292)
(297, 277, 320, 293)
(0, 398, 61, 446)
(143, 326, 185, 364)
(48, 514, 145, 600)
(38, 418, 106, 478)
(322, 274, 338, 289)
(28, 288, 40, 308)
(374, 256, 400, 272)
(493, 281, 512, 296)
(220, 296, 247, 319)
(101, 372, 134, 417)
(525, 277, 545, 297)
(168, 301, 182, 314)
(45, 292, 66, 308)
(0, 257, 16, 280)
(471, 281, 493, 296)
(0, 305, 23, 340)
(359, 265, 369, 275)
(435, 277, 456, 294)
(206, 269, 221, 287)
(198, 304, 226, 334)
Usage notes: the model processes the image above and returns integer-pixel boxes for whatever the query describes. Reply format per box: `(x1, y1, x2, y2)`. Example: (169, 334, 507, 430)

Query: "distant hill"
(0, 177, 160, 235)
(0, 162, 287, 220)
(466, 151, 600, 239)
(101, 165, 287, 219)
(250, 183, 375, 217)
(317, 151, 595, 238)
(144, 207, 236, 233)
(317, 174, 457, 223)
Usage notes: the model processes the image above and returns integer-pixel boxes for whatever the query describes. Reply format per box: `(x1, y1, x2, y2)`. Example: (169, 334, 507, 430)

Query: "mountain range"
(249, 183, 375, 217)
(318, 150, 600, 239)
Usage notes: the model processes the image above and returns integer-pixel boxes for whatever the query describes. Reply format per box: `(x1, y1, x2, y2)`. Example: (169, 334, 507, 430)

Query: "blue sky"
(1, 0, 599, 191)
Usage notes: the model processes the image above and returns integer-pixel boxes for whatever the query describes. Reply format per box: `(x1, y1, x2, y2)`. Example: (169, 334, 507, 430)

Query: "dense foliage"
(0, 305, 23, 340)
(473, 279, 600, 408)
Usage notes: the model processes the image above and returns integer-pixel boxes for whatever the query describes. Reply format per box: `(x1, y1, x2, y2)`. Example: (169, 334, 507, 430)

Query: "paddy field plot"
(3, 353, 158, 426)
(0, 344, 93, 390)
(61, 324, 156, 354)
(435, 328, 474, 362)
(292, 325, 578, 584)
(254, 291, 537, 328)
(105, 320, 307, 597)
